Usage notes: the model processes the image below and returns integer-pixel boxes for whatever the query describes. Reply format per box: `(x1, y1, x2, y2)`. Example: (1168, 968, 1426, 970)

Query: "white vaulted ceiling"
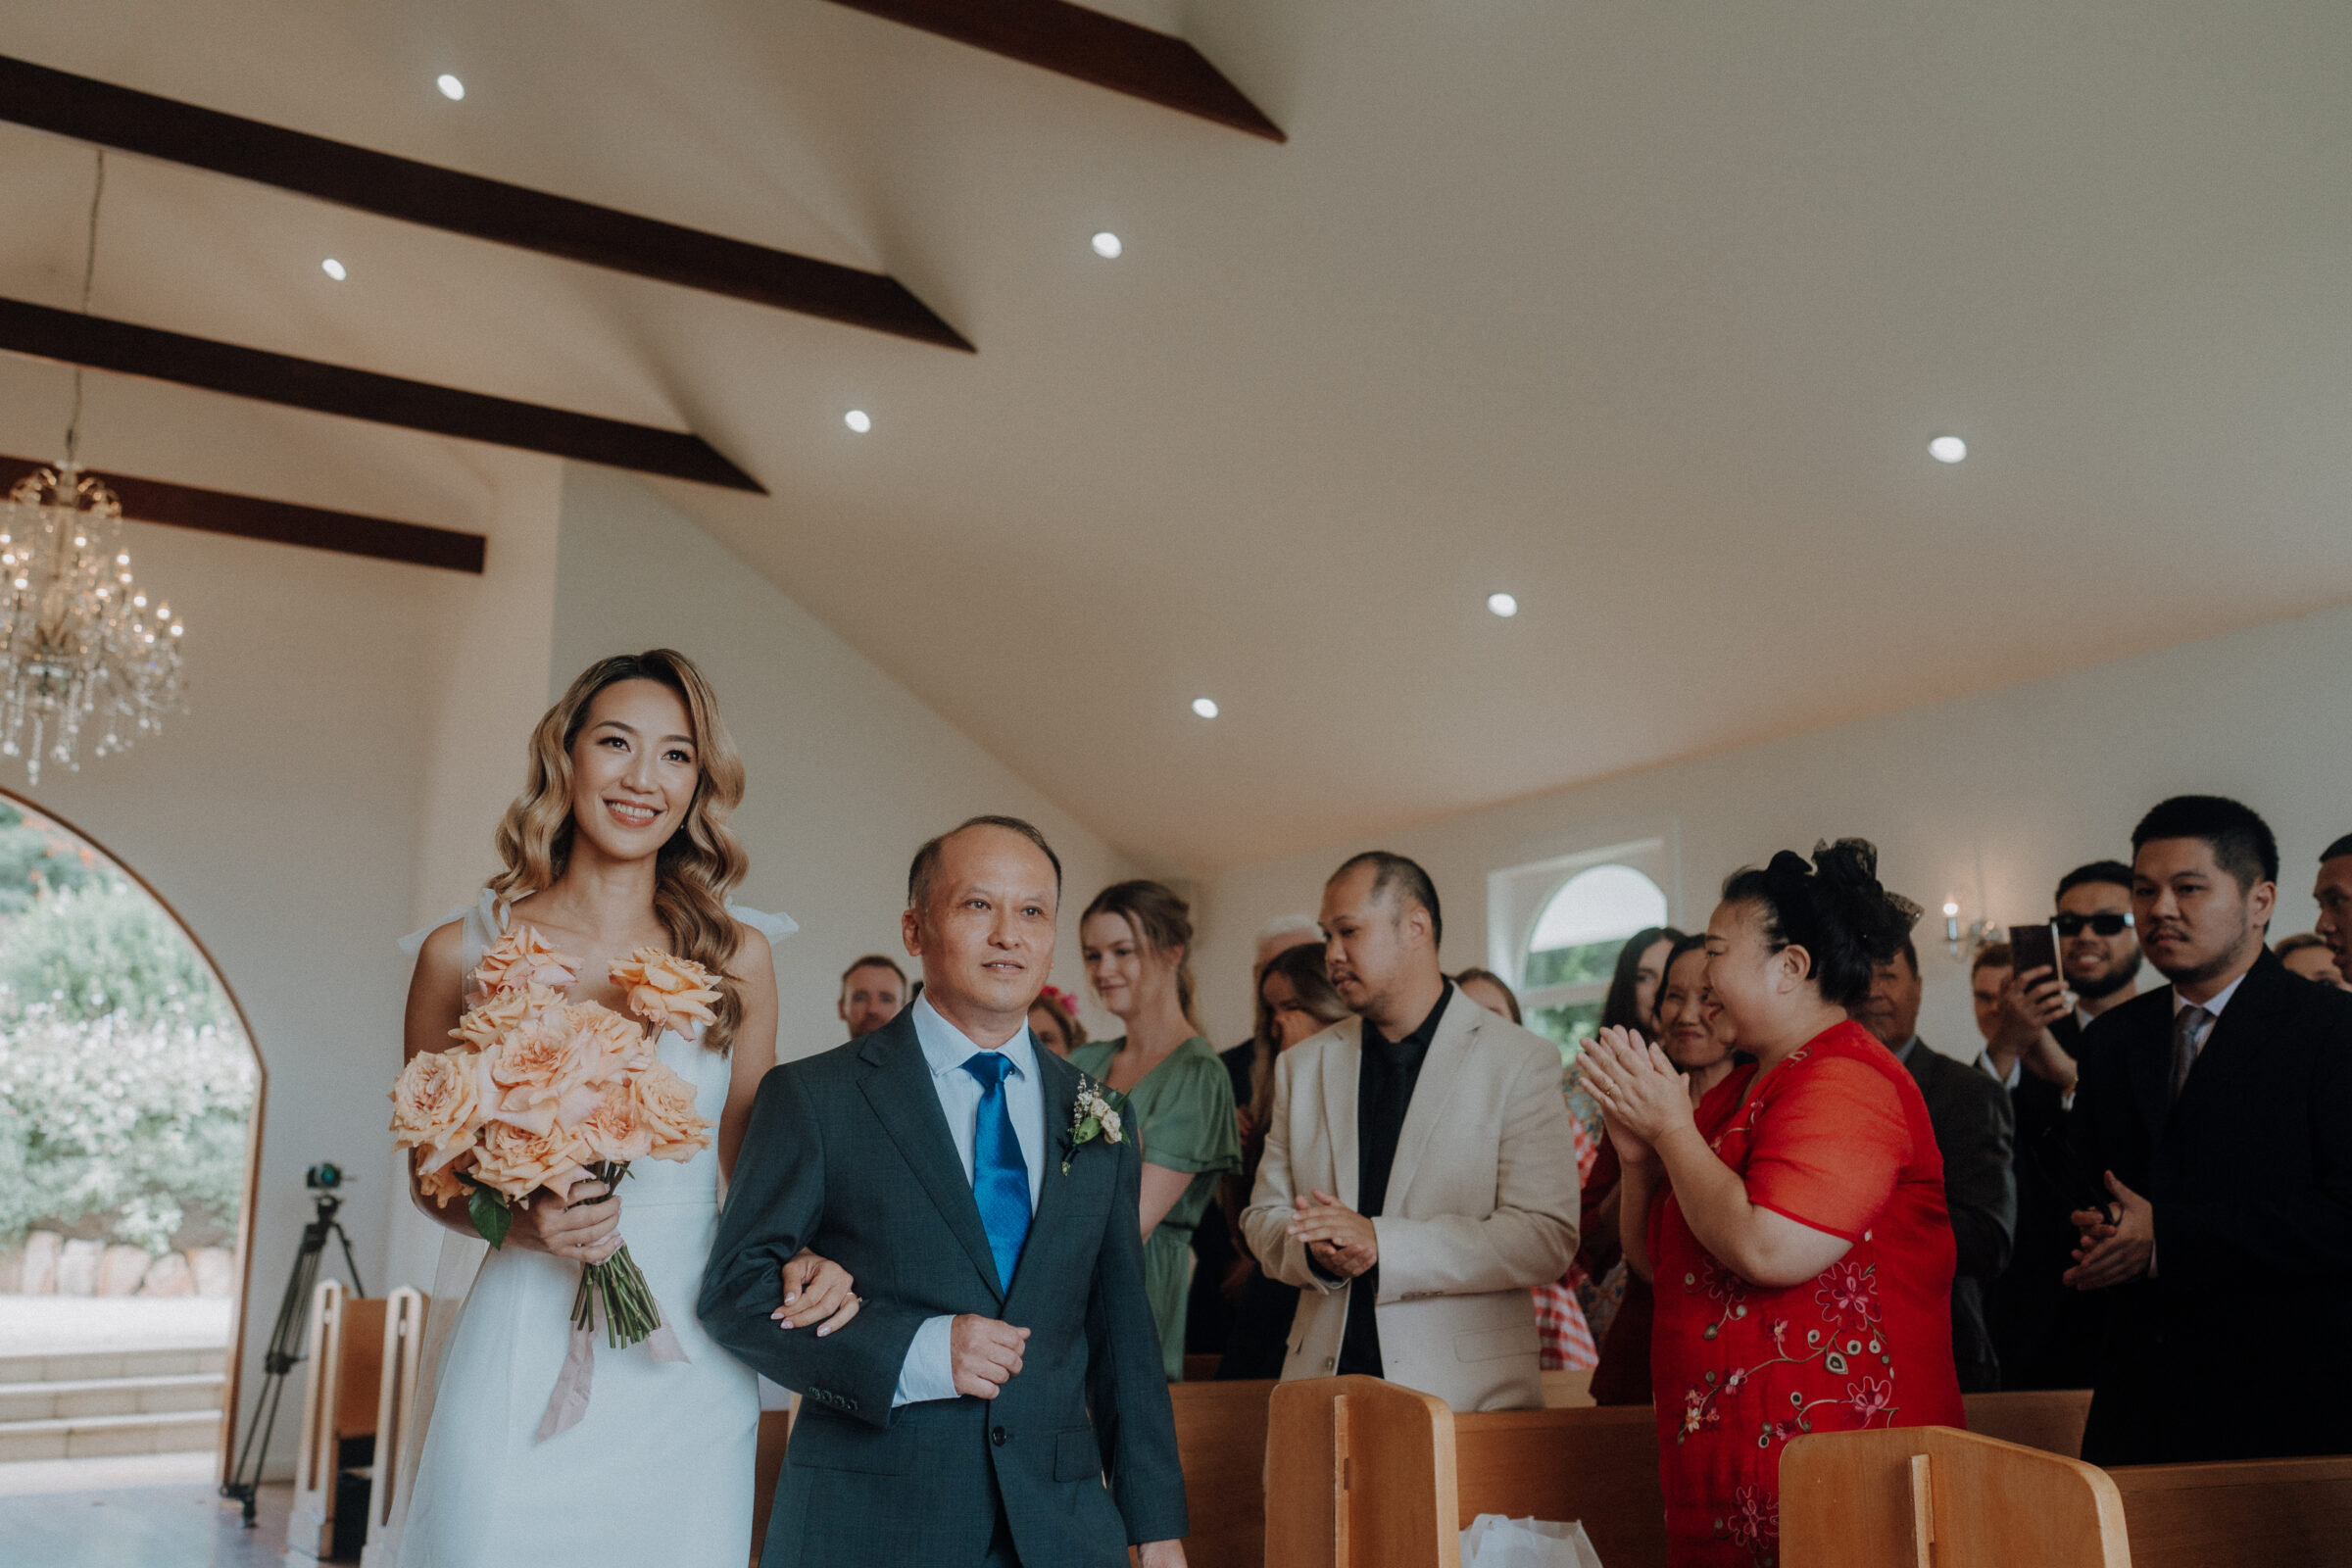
(1, 1, 2349, 871)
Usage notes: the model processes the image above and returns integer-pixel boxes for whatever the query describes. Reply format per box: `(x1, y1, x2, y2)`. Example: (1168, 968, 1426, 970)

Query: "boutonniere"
(1062, 1076, 1125, 1174)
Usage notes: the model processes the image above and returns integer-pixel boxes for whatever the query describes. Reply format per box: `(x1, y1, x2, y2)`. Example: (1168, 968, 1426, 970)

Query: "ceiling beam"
(1, 454, 486, 573)
(823, 0, 1284, 142)
(0, 297, 765, 493)
(0, 53, 972, 352)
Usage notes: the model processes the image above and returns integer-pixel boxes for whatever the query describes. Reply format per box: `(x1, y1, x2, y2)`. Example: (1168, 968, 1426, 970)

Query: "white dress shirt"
(2173, 969, 2247, 1051)
(892, 994, 1049, 1406)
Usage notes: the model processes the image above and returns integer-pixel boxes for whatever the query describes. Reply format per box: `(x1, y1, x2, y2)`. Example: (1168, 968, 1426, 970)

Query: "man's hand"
(1998, 967, 2080, 1090)
(949, 1314, 1030, 1399)
(771, 1248, 861, 1336)
(1137, 1540, 1189, 1568)
(1287, 1191, 1376, 1279)
(2064, 1172, 2154, 1290)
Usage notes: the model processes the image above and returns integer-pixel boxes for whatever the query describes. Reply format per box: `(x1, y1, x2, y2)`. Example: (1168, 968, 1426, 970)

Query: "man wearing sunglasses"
(1982, 860, 2140, 1391)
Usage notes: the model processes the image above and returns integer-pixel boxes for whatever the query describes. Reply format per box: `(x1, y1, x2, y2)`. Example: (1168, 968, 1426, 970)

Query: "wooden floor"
(0, 1468, 288, 1568)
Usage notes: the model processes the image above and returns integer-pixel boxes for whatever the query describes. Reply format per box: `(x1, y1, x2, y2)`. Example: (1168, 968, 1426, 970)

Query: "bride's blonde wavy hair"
(490, 650, 751, 1054)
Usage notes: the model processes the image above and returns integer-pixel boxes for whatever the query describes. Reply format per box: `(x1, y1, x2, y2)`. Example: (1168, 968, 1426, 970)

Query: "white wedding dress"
(387, 891, 790, 1568)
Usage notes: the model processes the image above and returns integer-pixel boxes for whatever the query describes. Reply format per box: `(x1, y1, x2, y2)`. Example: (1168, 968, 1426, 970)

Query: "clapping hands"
(1579, 1025, 1695, 1164)
(1287, 1191, 1377, 1279)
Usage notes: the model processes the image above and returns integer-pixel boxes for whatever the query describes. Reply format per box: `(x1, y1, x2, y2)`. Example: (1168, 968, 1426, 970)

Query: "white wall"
(551, 466, 1138, 1058)
(1197, 603, 2352, 1058)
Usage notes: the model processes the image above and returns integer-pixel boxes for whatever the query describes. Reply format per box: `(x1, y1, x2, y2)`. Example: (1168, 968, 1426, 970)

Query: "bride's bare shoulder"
(725, 919, 774, 984)
(411, 918, 466, 981)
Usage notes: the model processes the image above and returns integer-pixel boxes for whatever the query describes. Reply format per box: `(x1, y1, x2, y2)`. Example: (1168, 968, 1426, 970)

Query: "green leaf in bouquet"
(468, 1186, 513, 1250)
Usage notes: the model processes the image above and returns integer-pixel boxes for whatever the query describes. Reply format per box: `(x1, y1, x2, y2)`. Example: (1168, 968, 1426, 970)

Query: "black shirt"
(1335, 983, 1452, 1376)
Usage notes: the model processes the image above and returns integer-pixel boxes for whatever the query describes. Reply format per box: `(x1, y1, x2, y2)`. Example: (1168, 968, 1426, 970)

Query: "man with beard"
(1983, 860, 2142, 1387)
(2066, 797, 2352, 1464)
(1241, 851, 1578, 1410)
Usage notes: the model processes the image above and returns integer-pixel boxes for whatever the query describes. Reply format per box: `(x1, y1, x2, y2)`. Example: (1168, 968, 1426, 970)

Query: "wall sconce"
(1941, 898, 1998, 960)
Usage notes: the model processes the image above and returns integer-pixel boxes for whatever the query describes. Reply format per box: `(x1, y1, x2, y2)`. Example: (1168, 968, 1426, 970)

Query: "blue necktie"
(959, 1052, 1031, 1291)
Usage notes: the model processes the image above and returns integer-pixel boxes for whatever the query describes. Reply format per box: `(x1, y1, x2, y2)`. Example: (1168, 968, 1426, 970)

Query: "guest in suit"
(2068, 796, 2352, 1465)
(1850, 934, 2017, 1393)
(1583, 839, 1961, 1568)
(1241, 852, 1579, 1411)
(700, 816, 1188, 1568)
(2316, 836, 2352, 981)
(1216, 943, 1350, 1379)
(839, 954, 908, 1040)
(1984, 860, 2141, 1389)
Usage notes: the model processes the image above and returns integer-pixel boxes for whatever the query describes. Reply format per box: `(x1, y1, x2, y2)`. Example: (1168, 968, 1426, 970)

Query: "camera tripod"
(220, 1181, 366, 1529)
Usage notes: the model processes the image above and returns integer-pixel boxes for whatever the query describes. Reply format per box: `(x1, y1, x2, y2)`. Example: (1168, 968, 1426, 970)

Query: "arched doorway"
(0, 789, 262, 1486)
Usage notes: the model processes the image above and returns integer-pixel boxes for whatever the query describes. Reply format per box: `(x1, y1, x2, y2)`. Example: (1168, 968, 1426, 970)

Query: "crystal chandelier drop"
(0, 464, 185, 784)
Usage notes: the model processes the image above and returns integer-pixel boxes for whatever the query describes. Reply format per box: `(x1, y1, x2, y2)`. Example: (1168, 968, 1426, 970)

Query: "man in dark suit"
(701, 816, 1187, 1567)
(1850, 934, 2016, 1392)
(2068, 796, 2352, 1465)
(1983, 860, 2142, 1390)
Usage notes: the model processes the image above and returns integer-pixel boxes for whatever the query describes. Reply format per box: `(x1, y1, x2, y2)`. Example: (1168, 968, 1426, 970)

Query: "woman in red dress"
(1581, 841, 1962, 1567)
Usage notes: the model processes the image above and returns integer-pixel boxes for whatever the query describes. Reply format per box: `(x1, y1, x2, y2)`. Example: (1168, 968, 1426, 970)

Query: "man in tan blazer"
(1241, 852, 1580, 1412)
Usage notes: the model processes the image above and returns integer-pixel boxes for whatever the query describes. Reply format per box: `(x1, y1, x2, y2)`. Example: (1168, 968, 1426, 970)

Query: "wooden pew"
(1264, 1375, 1668, 1568)
(287, 1280, 388, 1561)
(2109, 1454, 2352, 1568)
(357, 1289, 429, 1567)
(1963, 1389, 2092, 1458)
(1170, 1378, 1277, 1568)
(1781, 1425, 2129, 1567)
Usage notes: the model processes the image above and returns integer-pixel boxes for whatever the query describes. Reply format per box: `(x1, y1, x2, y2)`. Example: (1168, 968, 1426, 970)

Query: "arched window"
(1488, 838, 1675, 1055)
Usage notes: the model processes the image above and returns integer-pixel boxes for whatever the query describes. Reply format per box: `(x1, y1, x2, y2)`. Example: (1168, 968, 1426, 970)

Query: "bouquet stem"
(566, 1160, 659, 1348)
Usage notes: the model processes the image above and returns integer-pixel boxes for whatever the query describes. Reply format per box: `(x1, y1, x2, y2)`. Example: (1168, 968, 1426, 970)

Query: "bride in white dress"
(391, 651, 858, 1568)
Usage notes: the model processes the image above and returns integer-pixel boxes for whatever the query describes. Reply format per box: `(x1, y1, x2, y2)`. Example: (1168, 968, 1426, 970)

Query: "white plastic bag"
(1458, 1512, 1604, 1568)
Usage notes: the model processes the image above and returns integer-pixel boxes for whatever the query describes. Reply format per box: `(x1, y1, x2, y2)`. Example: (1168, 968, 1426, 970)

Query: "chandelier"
(0, 464, 184, 784)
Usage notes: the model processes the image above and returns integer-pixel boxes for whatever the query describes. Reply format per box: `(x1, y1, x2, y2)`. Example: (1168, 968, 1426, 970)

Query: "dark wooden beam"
(0, 454, 486, 573)
(0, 53, 972, 352)
(823, 0, 1284, 142)
(0, 298, 764, 493)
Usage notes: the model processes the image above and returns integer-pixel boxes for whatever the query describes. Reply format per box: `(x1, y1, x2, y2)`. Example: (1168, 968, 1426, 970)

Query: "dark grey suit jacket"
(698, 1010, 1186, 1566)
(1899, 1037, 2017, 1394)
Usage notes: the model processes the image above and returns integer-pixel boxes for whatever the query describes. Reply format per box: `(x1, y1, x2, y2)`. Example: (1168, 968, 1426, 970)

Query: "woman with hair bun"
(1076, 880, 1242, 1379)
(1580, 840, 1962, 1567)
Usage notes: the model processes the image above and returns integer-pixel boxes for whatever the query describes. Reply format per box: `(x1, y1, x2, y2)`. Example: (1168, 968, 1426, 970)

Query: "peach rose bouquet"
(390, 924, 717, 1353)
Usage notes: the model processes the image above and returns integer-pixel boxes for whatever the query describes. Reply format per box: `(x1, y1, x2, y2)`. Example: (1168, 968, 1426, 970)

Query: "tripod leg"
(332, 1222, 368, 1299)
(225, 1219, 329, 1522)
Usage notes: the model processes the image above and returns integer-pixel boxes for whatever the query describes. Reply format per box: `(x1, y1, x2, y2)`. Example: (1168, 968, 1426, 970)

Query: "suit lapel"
(856, 1014, 1004, 1300)
(1318, 1018, 1364, 1210)
(2174, 951, 2289, 1124)
(1383, 987, 1477, 1211)
(1024, 1046, 1083, 1246)
(2128, 988, 2175, 1147)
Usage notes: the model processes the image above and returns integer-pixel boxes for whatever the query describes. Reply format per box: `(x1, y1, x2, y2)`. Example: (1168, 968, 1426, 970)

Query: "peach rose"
(575, 1089, 654, 1164)
(389, 1048, 484, 1168)
(472, 924, 580, 996)
(482, 1013, 599, 1134)
(628, 1060, 713, 1163)
(564, 1001, 656, 1084)
(609, 949, 722, 1036)
(416, 1152, 474, 1208)
(450, 983, 560, 1052)
(470, 1119, 589, 1200)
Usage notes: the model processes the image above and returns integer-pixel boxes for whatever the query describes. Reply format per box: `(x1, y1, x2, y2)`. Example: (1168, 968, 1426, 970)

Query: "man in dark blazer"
(1851, 935, 2016, 1393)
(2069, 796, 2352, 1465)
(701, 816, 1188, 1568)
(1983, 860, 2142, 1390)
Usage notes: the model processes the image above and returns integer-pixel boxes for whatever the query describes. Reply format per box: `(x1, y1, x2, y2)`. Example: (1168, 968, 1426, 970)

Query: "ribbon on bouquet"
(535, 1288, 691, 1442)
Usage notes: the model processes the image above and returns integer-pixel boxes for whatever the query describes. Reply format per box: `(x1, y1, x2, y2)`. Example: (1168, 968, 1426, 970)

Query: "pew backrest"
(1781, 1425, 2129, 1568)
(2109, 1454, 2352, 1568)
(1963, 1388, 2092, 1458)
(1170, 1378, 1277, 1568)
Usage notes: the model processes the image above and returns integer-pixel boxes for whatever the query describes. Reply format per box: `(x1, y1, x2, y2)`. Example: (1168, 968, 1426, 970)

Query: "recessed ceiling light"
(1487, 592, 1518, 618)
(320, 258, 347, 281)
(1929, 435, 1967, 464)
(436, 74, 466, 101)
(1091, 231, 1123, 260)
(1191, 697, 1219, 719)
(844, 410, 872, 433)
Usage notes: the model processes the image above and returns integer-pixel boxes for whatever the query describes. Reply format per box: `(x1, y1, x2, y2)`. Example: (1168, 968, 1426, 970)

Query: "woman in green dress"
(1073, 880, 1242, 1380)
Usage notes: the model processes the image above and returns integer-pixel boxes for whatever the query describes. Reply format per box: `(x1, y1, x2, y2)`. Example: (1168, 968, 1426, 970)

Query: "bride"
(393, 650, 857, 1567)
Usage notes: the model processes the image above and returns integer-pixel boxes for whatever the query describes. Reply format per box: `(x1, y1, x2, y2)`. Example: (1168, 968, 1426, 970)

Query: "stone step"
(0, 1345, 227, 1385)
(0, 1370, 225, 1422)
(0, 1405, 223, 1461)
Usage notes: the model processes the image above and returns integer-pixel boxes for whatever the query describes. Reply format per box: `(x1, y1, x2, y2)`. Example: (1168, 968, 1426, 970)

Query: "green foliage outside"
(0, 804, 254, 1254)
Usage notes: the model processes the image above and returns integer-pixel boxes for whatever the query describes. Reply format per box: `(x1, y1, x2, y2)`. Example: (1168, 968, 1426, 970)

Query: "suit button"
(991, 1426, 1009, 1446)
(1323, 1358, 1336, 1371)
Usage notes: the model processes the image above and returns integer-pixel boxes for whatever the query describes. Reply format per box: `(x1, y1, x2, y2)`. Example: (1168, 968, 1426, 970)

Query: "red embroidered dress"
(1648, 1020, 1963, 1567)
